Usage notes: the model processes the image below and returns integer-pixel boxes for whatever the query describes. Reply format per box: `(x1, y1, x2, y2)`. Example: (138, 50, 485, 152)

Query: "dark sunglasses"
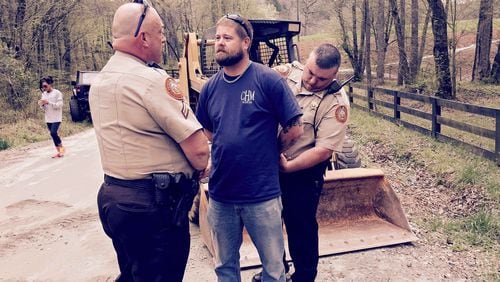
(133, 0, 150, 37)
(225, 14, 250, 38)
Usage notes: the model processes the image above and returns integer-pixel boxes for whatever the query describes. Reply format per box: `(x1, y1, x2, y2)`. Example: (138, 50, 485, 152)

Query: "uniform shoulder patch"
(165, 77, 184, 101)
(335, 105, 348, 123)
(273, 64, 292, 78)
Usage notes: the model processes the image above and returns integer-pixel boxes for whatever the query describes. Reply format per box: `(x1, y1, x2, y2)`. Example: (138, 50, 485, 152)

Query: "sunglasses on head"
(133, 0, 150, 37)
(225, 14, 250, 38)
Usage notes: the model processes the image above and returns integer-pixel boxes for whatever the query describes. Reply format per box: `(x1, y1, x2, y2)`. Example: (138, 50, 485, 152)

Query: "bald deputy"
(89, 2, 209, 281)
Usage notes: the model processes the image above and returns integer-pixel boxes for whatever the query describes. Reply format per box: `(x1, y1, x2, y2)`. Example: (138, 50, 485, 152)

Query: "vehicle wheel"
(336, 137, 362, 169)
(69, 97, 84, 122)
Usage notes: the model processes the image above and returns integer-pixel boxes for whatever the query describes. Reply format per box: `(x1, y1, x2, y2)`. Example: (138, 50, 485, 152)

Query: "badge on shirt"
(335, 105, 348, 123)
(165, 77, 185, 101)
(309, 101, 318, 112)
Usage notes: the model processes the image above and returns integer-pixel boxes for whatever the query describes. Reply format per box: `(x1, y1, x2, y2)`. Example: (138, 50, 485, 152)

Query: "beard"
(216, 48, 244, 66)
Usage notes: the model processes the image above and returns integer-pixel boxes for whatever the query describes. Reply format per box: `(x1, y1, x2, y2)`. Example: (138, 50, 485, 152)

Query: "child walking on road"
(38, 76, 65, 158)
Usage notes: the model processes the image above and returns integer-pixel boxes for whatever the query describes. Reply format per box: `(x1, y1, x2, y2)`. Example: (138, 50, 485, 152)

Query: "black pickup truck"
(69, 71, 99, 122)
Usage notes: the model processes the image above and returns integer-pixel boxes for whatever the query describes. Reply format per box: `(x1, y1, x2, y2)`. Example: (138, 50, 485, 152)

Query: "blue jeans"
(207, 197, 286, 282)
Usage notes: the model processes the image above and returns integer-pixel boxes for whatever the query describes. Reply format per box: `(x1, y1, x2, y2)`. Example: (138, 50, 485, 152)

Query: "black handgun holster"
(152, 173, 199, 227)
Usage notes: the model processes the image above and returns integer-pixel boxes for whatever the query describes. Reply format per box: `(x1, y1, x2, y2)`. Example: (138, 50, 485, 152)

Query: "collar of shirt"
(114, 50, 148, 66)
(295, 81, 327, 99)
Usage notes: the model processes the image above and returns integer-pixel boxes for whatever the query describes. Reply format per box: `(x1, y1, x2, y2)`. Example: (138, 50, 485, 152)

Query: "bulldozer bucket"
(198, 168, 417, 268)
(317, 168, 417, 256)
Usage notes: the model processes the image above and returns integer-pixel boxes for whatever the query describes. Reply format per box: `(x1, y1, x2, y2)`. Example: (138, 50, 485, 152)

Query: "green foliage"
(0, 46, 36, 111)
(423, 211, 499, 250)
(462, 211, 499, 243)
(457, 165, 481, 185)
(0, 138, 10, 150)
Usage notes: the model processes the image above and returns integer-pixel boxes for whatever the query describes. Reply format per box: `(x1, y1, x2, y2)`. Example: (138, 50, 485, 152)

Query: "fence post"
(496, 109, 500, 165)
(368, 86, 374, 111)
(348, 83, 354, 104)
(393, 90, 400, 119)
(431, 97, 441, 139)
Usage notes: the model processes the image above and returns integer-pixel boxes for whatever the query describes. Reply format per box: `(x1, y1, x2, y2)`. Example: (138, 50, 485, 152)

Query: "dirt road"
(0, 130, 490, 281)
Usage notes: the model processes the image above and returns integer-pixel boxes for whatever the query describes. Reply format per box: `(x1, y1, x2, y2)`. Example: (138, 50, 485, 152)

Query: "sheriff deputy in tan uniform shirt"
(88, 2, 208, 282)
(91, 50, 202, 180)
(270, 44, 349, 282)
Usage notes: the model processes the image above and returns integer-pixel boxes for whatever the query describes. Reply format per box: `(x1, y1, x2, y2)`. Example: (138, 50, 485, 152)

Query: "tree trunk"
(472, 0, 493, 81)
(448, 0, 457, 98)
(336, 0, 364, 81)
(409, 0, 419, 83)
(490, 43, 500, 83)
(14, 0, 26, 59)
(62, 17, 71, 74)
(427, 0, 453, 99)
(398, 0, 405, 84)
(364, 0, 372, 83)
(375, 0, 385, 84)
(389, 0, 409, 85)
(417, 8, 431, 74)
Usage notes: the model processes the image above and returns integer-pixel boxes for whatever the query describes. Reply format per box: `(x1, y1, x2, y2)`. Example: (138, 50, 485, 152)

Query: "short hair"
(216, 14, 253, 42)
(313, 44, 341, 69)
(39, 76, 54, 89)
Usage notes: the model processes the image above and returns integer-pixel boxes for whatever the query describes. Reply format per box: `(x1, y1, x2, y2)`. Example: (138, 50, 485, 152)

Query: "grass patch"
(0, 118, 92, 150)
(457, 164, 481, 186)
(462, 211, 499, 245)
(422, 210, 499, 250)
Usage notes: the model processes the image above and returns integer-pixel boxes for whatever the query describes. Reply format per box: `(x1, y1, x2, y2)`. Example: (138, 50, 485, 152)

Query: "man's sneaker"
(251, 271, 292, 282)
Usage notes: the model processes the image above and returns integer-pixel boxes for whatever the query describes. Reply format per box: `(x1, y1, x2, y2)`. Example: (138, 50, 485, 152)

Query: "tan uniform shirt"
(275, 61, 349, 160)
(89, 51, 202, 180)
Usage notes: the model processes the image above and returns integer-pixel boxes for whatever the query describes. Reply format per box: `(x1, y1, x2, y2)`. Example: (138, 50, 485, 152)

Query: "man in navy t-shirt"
(196, 14, 303, 282)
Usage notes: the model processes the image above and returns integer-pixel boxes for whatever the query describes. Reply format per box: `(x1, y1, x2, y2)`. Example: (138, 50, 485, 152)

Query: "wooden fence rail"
(347, 83, 500, 165)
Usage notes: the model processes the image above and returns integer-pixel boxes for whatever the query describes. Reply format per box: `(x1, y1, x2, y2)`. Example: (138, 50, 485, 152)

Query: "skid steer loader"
(178, 19, 417, 268)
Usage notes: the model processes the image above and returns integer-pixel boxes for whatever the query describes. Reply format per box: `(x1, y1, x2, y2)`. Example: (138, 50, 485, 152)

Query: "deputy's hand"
(38, 99, 48, 106)
(199, 158, 211, 181)
(279, 153, 291, 173)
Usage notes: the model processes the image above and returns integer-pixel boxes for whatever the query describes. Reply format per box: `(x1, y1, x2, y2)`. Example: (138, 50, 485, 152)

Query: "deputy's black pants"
(46, 122, 61, 146)
(97, 182, 190, 282)
(280, 169, 324, 282)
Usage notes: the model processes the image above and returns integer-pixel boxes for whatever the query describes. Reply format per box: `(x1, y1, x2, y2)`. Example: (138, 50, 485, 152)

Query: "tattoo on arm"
(282, 116, 303, 134)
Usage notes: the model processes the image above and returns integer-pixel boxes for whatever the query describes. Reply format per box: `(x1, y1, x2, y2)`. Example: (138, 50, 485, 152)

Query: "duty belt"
(104, 174, 153, 189)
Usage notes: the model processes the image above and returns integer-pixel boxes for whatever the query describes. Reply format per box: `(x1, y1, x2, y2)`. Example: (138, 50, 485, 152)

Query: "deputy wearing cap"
(266, 44, 349, 282)
(89, 2, 209, 281)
